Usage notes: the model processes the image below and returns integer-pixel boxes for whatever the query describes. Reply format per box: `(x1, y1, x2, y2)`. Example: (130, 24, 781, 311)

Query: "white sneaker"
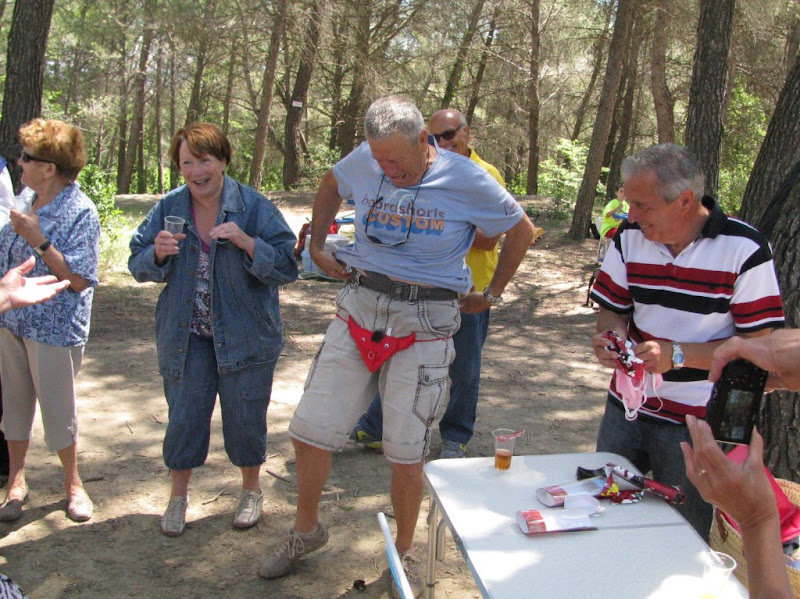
(233, 489, 263, 529)
(161, 495, 188, 537)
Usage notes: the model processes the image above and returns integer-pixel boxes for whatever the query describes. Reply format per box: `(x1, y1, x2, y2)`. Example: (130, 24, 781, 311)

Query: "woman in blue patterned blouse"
(0, 119, 100, 523)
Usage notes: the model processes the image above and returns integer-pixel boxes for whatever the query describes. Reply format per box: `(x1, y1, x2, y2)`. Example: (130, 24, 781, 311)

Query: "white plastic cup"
(701, 550, 736, 595)
(164, 216, 185, 235)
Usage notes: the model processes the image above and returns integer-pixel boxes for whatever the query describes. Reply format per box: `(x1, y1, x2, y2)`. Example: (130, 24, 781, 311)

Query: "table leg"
(426, 493, 440, 599)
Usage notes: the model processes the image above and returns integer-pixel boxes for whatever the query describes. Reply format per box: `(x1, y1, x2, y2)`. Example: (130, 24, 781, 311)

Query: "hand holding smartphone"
(705, 359, 768, 444)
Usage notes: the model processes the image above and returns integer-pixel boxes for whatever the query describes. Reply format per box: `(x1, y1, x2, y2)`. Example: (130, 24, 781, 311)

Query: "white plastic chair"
(377, 511, 414, 599)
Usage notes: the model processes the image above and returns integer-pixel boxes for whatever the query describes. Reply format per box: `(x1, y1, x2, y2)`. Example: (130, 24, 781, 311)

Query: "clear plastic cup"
(701, 550, 736, 596)
(164, 216, 185, 235)
(492, 428, 517, 470)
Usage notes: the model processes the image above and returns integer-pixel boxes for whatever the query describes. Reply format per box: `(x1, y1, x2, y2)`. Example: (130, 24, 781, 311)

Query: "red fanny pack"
(344, 316, 416, 372)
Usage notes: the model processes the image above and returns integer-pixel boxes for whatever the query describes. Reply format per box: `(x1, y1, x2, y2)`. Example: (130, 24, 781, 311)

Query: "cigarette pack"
(535, 476, 607, 507)
(516, 509, 596, 534)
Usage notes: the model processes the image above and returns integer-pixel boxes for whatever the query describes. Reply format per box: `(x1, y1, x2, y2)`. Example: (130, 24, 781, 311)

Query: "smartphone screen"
(705, 359, 768, 444)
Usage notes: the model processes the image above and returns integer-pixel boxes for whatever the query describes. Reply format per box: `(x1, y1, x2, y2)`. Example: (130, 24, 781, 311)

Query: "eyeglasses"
(21, 151, 57, 165)
(364, 175, 421, 247)
(432, 124, 464, 142)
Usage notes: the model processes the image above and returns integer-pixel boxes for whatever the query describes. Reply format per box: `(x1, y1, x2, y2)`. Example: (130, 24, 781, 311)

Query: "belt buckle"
(388, 282, 406, 300)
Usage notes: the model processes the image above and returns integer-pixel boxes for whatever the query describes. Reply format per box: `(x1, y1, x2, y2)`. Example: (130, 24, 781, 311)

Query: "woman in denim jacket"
(128, 122, 297, 537)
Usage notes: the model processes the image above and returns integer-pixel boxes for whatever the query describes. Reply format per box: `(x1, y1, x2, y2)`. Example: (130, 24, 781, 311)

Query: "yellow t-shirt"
(601, 199, 629, 237)
(466, 148, 505, 291)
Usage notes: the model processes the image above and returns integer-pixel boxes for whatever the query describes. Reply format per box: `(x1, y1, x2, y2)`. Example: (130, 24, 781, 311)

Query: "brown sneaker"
(259, 523, 329, 579)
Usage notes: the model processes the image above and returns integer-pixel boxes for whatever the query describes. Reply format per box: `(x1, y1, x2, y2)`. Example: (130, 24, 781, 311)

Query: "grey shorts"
(0, 329, 84, 451)
(289, 282, 459, 464)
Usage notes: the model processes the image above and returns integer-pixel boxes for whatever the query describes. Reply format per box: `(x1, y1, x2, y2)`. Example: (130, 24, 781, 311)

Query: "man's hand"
(0, 256, 70, 311)
(458, 291, 491, 314)
(308, 247, 348, 280)
(632, 339, 673, 373)
(592, 330, 627, 369)
(709, 332, 800, 392)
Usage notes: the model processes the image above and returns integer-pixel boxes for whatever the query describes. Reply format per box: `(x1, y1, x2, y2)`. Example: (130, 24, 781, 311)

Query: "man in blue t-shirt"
(260, 96, 534, 596)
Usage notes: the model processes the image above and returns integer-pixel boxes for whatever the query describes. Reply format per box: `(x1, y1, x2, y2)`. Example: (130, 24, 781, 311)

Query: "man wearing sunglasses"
(260, 96, 535, 597)
(350, 109, 514, 460)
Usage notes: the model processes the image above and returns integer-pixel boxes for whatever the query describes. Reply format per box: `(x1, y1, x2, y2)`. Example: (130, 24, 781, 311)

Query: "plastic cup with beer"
(492, 428, 519, 470)
(164, 216, 185, 235)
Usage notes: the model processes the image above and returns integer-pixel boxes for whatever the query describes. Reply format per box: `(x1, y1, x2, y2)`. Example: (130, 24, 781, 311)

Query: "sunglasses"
(364, 175, 421, 247)
(432, 124, 464, 142)
(21, 151, 57, 165)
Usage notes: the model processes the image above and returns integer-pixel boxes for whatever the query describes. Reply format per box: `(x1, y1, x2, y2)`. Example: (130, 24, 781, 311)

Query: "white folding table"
(424, 452, 748, 599)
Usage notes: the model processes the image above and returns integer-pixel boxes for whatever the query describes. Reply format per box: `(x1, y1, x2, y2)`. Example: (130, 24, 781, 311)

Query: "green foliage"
(296, 144, 340, 191)
(78, 164, 122, 238)
(718, 82, 770, 215)
(513, 139, 606, 222)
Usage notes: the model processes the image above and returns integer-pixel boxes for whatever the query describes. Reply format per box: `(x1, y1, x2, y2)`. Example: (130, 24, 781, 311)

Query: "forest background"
(0, 0, 798, 475)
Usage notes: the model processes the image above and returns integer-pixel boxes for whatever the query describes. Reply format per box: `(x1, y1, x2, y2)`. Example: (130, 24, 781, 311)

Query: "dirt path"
(0, 193, 610, 599)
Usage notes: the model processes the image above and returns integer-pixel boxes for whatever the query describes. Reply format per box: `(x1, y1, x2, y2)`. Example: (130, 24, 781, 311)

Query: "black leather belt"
(350, 270, 460, 302)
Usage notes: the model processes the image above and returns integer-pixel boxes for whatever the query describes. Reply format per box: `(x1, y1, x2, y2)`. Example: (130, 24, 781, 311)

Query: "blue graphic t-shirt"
(333, 141, 524, 293)
(0, 183, 100, 346)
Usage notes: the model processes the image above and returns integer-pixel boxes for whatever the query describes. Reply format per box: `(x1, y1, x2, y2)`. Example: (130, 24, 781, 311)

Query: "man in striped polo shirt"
(589, 143, 784, 540)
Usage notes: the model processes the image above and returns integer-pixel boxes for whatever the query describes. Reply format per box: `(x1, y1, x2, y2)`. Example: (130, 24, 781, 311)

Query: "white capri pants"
(0, 329, 84, 451)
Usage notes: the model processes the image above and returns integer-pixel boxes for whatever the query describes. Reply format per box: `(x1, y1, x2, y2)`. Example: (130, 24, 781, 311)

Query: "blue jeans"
(163, 334, 275, 470)
(596, 398, 713, 541)
(357, 308, 490, 445)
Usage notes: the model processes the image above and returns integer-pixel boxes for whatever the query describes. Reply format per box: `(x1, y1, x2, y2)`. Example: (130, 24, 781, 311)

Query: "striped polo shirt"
(590, 196, 785, 424)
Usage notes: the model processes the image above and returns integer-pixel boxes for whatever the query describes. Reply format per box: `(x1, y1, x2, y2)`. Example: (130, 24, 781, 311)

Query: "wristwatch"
(33, 239, 51, 257)
(671, 342, 685, 370)
(482, 287, 503, 306)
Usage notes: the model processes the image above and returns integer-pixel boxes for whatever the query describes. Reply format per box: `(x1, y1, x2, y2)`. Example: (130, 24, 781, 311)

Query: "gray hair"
(621, 143, 705, 203)
(364, 95, 425, 143)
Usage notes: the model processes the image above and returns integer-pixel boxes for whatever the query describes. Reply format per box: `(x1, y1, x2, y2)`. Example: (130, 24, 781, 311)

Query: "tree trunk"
(283, 0, 324, 189)
(466, 9, 498, 123)
(168, 39, 179, 189)
(786, 10, 800, 79)
(115, 41, 129, 192)
(738, 52, 800, 224)
(756, 164, 800, 480)
(118, 12, 154, 195)
(525, 0, 540, 195)
(567, 0, 634, 239)
(155, 43, 164, 194)
(0, 0, 55, 191)
(684, 0, 735, 198)
(337, 0, 371, 158)
(249, 0, 286, 190)
(222, 52, 236, 137)
(570, 4, 613, 142)
(607, 8, 644, 196)
(328, 18, 347, 151)
(441, 0, 485, 108)
(650, 0, 675, 143)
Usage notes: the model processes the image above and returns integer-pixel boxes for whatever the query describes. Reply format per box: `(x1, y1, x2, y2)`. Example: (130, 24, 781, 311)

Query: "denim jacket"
(128, 176, 298, 379)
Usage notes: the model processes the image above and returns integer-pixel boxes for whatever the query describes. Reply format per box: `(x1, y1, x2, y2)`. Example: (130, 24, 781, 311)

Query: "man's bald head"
(429, 109, 470, 157)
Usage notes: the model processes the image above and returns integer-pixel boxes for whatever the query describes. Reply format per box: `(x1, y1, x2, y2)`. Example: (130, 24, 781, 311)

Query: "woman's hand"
(9, 209, 46, 247)
(209, 222, 255, 255)
(154, 230, 186, 264)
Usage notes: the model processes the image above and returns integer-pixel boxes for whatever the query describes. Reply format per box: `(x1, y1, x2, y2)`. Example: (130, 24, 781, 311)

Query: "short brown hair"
(169, 122, 232, 166)
(18, 118, 87, 181)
